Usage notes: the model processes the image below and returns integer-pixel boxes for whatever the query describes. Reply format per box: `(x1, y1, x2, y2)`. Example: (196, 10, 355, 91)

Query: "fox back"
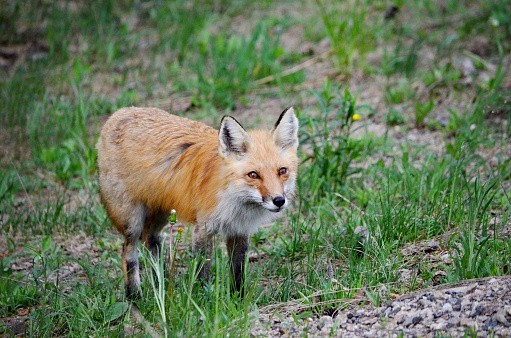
(97, 107, 299, 299)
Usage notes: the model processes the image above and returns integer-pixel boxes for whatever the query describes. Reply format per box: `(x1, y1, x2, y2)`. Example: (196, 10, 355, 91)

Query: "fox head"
(218, 107, 299, 214)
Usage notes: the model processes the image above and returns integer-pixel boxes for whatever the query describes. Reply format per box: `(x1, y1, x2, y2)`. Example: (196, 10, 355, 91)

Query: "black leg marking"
(147, 233, 163, 258)
(123, 231, 142, 302)
(226, 235, 248, 295)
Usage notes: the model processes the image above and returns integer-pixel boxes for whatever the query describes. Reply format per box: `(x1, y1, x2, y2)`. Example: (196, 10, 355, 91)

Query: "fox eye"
(278, 167, 288, 175)
(247, 171, 260, 179)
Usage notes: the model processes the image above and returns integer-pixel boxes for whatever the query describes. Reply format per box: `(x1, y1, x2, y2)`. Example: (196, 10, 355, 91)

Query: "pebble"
(460, 317, 477, 328)
(442, 303, 453, 312)
(447, 317, 460, 327)
(483, 318, 498, 330)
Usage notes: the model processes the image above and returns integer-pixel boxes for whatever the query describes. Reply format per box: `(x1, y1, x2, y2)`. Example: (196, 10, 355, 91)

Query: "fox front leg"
(226, 235, 248, 294)
(192, 225, 213, 280)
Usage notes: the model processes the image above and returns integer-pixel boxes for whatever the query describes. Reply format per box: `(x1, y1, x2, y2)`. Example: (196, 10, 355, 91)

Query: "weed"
(382, 38, 423, 77)
(0, 262, 40, 317)
(386, 109, 406, 126)
(186, 21, 299, 109)
(414, 100, 434, 128)
(315, 0, 376, 73)
(384, 80, 415, 105)
(299, 79, 371, 202)
(451, 179, 499, 280)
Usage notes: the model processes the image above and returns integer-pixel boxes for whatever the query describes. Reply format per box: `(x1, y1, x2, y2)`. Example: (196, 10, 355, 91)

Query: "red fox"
(96, 107, 299, 300)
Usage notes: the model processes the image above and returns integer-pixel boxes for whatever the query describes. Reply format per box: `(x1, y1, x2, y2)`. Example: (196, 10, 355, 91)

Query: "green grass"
(1, 0, 510, 336)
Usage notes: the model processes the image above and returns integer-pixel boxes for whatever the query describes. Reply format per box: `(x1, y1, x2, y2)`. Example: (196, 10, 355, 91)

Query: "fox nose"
(273, 196, 285, 207)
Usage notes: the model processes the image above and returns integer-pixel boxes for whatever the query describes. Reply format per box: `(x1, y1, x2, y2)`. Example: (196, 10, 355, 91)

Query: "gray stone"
(494, 309, 510, 326)
(483, 318, 498, 331)
(430, 321, 448, 330)
(460, 317, 478, 329)
(418, 298, 431, 307)
(469, 304, 484, 318)
(396, 314, 407, 324)
(442, 303, 453, 312)
(447, 317, 460, 327)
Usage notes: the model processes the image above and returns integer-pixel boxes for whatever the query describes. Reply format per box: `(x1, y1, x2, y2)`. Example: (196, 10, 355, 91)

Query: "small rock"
(403, 315, 423, 328)
(427, 294, 437, 302)
(363, 329, 377, 337)
(425, 239, 440, 253)
(361, 317, 378, 325)
(418, 298, 431, 307)
(442, 303, 453, 312)
(464, 283, 478, 295)
(433, 290, 448, 300)
(396, 314, 407, 324)
(460, 317, 478, 329)
(494, 308, 511, 326)
(318, 315, 333, 327)
(447, 317, 460, 327)
(433, 311, 446, 319)
(391, 306, 401, 316)
(430, 321, 448, 330)
(412, 316, 423, 326)
(469, 304, 484, 318)
(472, 288, 486, 300)
(441, 253, 453, 264)
(483, 318, 498, 331)
(398, 269, 413, 283)
(402, 317, 413, 328)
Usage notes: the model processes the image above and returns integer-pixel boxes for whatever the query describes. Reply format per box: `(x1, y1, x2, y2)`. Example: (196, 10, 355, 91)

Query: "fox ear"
(219, 116, 251, 158)
(272, 107, 299, 150)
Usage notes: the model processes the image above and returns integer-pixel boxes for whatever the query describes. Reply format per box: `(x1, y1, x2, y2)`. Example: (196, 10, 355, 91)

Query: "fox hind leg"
(123, 237, 142, 300)
(122, 204, 147, 301)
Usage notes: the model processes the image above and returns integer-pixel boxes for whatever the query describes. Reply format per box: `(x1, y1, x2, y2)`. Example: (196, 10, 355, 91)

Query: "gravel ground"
(251, 276, 511, 337)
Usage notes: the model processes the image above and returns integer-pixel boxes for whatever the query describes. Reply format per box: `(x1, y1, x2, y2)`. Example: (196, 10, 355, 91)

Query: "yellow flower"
(253, 65, 261, 76)
(352, 114, 362, 121)
(177, 228, 184, 233)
